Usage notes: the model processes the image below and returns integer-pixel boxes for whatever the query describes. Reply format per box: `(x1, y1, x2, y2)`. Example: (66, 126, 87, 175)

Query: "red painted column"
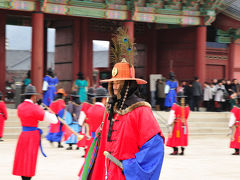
(124, 21, 134, 74)
(124, 21, 134, 42)
(43, 24, 48, 76)
(80, 18, 91, 85)
(31, 12, 44, 93)
(228, 43, 235, 80)
(0, 13, 6, 94)
(73, 19, 80, 81)
(195, 26, 206, 84)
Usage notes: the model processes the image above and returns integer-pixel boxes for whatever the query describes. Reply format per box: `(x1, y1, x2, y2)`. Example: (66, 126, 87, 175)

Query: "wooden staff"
(97, 97, 109, 137)
(181, 97, 186, 135)
(231, 125, 236, 141)
(41, 103, 84, 141)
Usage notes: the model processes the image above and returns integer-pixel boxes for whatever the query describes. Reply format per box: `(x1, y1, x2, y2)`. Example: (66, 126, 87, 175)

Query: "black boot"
(58, 142, 64, 148)
(170, 147, 178, 155)
(0, 137, 3, 142)
(179, 147, 185, 155)
(22, 176, 32, 180)
(232, 149, 239, 155)
(66, 144, 73, 150)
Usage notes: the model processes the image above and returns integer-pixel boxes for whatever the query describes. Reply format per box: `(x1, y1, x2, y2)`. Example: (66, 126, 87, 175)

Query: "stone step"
(189, 127, 228, 133)
(189, 117, 228, 122)
(188, 121, 228, 127)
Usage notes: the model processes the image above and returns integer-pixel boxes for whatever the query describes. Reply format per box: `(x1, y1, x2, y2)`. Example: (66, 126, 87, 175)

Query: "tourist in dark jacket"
(192, 77, 202, 111)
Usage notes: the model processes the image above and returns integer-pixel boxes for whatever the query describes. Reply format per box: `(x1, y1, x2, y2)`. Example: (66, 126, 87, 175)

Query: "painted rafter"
(0, 0, 227, 26)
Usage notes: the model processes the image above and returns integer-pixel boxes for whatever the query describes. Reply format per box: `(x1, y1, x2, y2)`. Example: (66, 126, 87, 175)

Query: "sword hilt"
(104, 151, 123, 170)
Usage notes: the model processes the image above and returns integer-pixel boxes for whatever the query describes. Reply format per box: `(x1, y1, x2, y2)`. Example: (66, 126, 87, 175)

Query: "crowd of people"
(156, 77, 240, 112)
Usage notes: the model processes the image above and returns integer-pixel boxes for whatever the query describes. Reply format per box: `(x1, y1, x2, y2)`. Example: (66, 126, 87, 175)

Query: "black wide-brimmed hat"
(177, 92, 187, 98)
(87, 87, 95, 96)
(22, 85, 40, 95)
(95, 87, 109, 98)
(169, 72, 175, 78)
(47, 68, 53, 74)
(70, 91, 80, 97)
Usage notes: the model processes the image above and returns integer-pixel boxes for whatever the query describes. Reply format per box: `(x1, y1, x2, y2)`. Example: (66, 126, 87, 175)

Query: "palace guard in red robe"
(166, 92, 190, 155)
(80, 27, 165, 180)
(229, 106, 240, 155)
(12, 85, 58, 180)
(45, 88, 66, 148)
(77, 88, 95, 152)
(0, 91, 8, 141)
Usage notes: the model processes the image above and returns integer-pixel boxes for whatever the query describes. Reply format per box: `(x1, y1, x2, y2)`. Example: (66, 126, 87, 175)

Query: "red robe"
(88, 103, 164, 180)
(0, 101, 8, 138)
(230, 106, 240, 149)
(77, 102, 93, 148)
(48, 99, 65, 133)
(166, 103, 190, 147)
(13, 100, 45, 177)
(86, 103, 105, 135)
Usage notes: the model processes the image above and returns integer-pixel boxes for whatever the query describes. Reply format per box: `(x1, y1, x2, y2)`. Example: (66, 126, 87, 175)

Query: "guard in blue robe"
(164, 72, 178, 109)
(42, 68, 59, 106)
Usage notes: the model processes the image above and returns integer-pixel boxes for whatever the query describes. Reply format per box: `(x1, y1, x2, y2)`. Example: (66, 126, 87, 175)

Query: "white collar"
(24, 99, 34, 103)
(95, 102, 105, 107)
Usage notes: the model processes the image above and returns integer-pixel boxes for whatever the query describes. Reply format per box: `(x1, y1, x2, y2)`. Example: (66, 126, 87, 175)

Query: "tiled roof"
(222, 0, 240, 21)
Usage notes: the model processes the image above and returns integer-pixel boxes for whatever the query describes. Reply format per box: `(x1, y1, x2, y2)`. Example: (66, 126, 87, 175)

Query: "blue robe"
(43, 75, 58, 106)
(122, 134, 164, 180)
(65, 102, 81, 144)
(164, 80, 177, 107)
(45, 108, 65, 142)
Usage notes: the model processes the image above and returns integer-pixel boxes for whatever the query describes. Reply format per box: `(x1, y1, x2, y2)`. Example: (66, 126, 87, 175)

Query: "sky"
(6, 25, 55, 52)
(6, 25, 109, 52)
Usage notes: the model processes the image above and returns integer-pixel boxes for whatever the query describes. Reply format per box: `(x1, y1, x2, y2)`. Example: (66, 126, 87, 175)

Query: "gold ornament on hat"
(112, 67, 118, 77)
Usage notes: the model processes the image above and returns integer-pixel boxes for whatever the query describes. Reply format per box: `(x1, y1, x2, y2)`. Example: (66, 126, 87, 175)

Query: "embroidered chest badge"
(112, 67, 118, 77)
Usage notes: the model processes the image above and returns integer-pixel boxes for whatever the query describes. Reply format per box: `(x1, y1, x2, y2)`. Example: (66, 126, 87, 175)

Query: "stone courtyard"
(0, 136, 239, 180)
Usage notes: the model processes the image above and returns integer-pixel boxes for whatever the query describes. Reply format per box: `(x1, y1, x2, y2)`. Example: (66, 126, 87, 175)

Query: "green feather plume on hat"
(110, 27, 135, 67)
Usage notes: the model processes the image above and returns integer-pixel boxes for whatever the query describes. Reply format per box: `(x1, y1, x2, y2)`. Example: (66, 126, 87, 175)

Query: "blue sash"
(22, 126, 47, 157)
(91, 132, 96, 138)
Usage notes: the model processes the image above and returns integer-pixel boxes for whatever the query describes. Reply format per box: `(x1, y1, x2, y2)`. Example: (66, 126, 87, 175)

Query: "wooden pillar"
(0, 13, 6, 94)
(228, 43, 235, 80)
(43, 23, 48, 75)
(73, 19, 80, 81)
(124, 21, 134, 41)
(195, 26, 206, 84)
(80, 18, 92, 85)
(31, 12, 44, 93)
(0, 13, 6, 93)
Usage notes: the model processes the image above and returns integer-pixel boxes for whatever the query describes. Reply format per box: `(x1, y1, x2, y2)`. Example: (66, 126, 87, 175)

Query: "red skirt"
(230, 125, 240, 149)
(49, 121, 60, 133)
(166, 121, 188, 147)
(0, 117, 5, 137)
(12, 130, 40, 177)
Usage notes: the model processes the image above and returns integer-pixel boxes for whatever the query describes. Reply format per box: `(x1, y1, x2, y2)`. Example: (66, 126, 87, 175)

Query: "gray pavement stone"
(0, 136, 239, 180)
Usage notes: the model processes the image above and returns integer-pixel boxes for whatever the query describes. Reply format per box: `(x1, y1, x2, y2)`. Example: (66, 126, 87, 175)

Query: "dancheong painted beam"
(0, 0, 226, 26)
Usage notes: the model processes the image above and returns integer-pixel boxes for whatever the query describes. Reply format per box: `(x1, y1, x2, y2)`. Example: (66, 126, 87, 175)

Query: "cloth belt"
(22, 126, 47, 157)
(91, 132, 96, 138)
(48, 85, 56, 87)
(170, 88, 175, 90)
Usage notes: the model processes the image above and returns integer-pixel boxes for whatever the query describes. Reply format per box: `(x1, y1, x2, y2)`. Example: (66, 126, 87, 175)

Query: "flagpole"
(41, 103, 84, 141)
